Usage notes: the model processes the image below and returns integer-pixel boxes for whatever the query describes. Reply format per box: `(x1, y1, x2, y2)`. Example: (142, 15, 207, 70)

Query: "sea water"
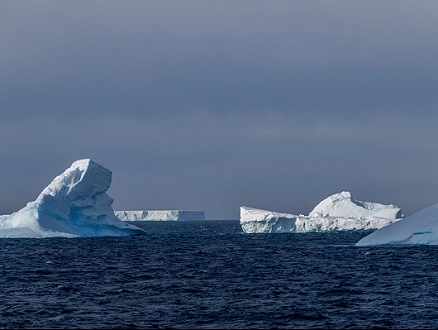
(1, 220, 438, 329)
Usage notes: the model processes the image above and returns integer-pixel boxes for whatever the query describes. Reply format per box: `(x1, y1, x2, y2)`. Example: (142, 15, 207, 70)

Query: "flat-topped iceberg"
(240, 191, 403, 233)
(356, 203, 438, 246)
(115, 210, 205, 221)
(0, 159, 145, 238)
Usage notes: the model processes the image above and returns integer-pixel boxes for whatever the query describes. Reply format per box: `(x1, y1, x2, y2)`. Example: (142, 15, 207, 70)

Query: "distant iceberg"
(0, 159, 145, 238)
(240, 191, 403, 233)
(115, 210, 205, 221)
(356, 203, 438, 246)
(309, 191, 403, 220)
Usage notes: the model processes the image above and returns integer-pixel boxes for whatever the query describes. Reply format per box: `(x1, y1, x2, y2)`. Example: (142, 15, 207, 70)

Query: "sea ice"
(0, 159, 145, 238)
(356, 203, 438, 246)
(115, 210, 205, 221)
(240, 191, 403, 233)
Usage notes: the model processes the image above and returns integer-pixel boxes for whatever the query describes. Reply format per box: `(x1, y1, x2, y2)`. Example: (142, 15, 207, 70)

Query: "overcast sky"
(1, 1, 438, 219)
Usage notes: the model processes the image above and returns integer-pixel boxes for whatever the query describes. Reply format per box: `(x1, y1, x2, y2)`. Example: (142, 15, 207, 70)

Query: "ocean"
(1, 220, 438, 329)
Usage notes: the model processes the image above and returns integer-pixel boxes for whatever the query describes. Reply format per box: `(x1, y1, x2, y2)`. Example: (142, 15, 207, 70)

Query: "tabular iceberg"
(240, 191, 403, 233)
(0, 159, 145, 238)
(356, 203, 438, 246)
(115, 210, 205, 221)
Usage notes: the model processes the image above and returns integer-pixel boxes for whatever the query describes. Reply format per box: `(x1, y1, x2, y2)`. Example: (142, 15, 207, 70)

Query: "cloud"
(1, 1, 438, 218)
(0, 110, 437, 218)
(2, 1, 438, 119)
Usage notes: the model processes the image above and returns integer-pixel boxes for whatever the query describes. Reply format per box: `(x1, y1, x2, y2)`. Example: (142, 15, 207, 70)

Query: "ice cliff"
(0, 159, 145, 238)
(240, 191, 403, 233)
(115, 210, 205, 221)
(356, 202, 438, 246)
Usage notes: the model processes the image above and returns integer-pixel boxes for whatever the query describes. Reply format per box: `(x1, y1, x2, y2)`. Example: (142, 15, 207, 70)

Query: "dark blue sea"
(2, 220, 438, 329)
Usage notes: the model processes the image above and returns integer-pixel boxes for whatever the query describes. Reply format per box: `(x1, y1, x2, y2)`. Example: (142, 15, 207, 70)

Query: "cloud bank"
(1, 1, 438, 218)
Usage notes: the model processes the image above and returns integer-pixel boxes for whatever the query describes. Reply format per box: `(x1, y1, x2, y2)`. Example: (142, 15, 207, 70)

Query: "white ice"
(115, 210, 205, 221)
(309, 191, 403, 219)
(356, 202, 438, 246)
(0, 159, 145, 238)
(240, 191, 403, 233)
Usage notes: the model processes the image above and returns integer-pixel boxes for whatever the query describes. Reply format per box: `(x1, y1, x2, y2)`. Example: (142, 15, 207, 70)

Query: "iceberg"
(240, 191, 403, 233)
(115, 210, 205, 221)
(356, 203, 438, 246)
(0, 159, 145, 238)
(309, 191, 403, 219)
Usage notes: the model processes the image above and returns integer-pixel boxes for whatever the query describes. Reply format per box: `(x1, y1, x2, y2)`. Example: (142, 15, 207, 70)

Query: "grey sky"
(1, 1, 438, 219)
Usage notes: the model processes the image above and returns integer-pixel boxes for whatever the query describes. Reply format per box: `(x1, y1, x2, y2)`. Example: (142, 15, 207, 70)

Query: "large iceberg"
(356, 203, 438, 246)
(240, 191, 403, 233)
(309, 191, 403, 219)
(115, 210, 205, 221)
(0, 159, 145, 238)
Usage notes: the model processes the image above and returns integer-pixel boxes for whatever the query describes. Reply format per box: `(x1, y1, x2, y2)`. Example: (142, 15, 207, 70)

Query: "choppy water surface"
(1, 220, 438, 329)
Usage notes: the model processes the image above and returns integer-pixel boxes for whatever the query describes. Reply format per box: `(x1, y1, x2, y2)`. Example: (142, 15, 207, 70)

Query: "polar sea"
(2, 220, 438, 329)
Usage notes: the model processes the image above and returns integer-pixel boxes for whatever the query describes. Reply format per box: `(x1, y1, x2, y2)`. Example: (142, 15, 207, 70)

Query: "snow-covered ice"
(115, 210, 205, 221)
(240, 207, 400, 234)
(356, 202, 438, 246)
(240, 191, 403, 233)
(309, 191, 403, 220)
(0, 159, 145, 238)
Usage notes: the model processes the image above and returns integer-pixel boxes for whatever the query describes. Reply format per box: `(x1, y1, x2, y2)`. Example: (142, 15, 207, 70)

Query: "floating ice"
(240, 191, 403, 233)
(309, 191, 403, 219)
(0, 159, 145, 238)
(115, 210, 205, 221)
(356, 203, 438, 246)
